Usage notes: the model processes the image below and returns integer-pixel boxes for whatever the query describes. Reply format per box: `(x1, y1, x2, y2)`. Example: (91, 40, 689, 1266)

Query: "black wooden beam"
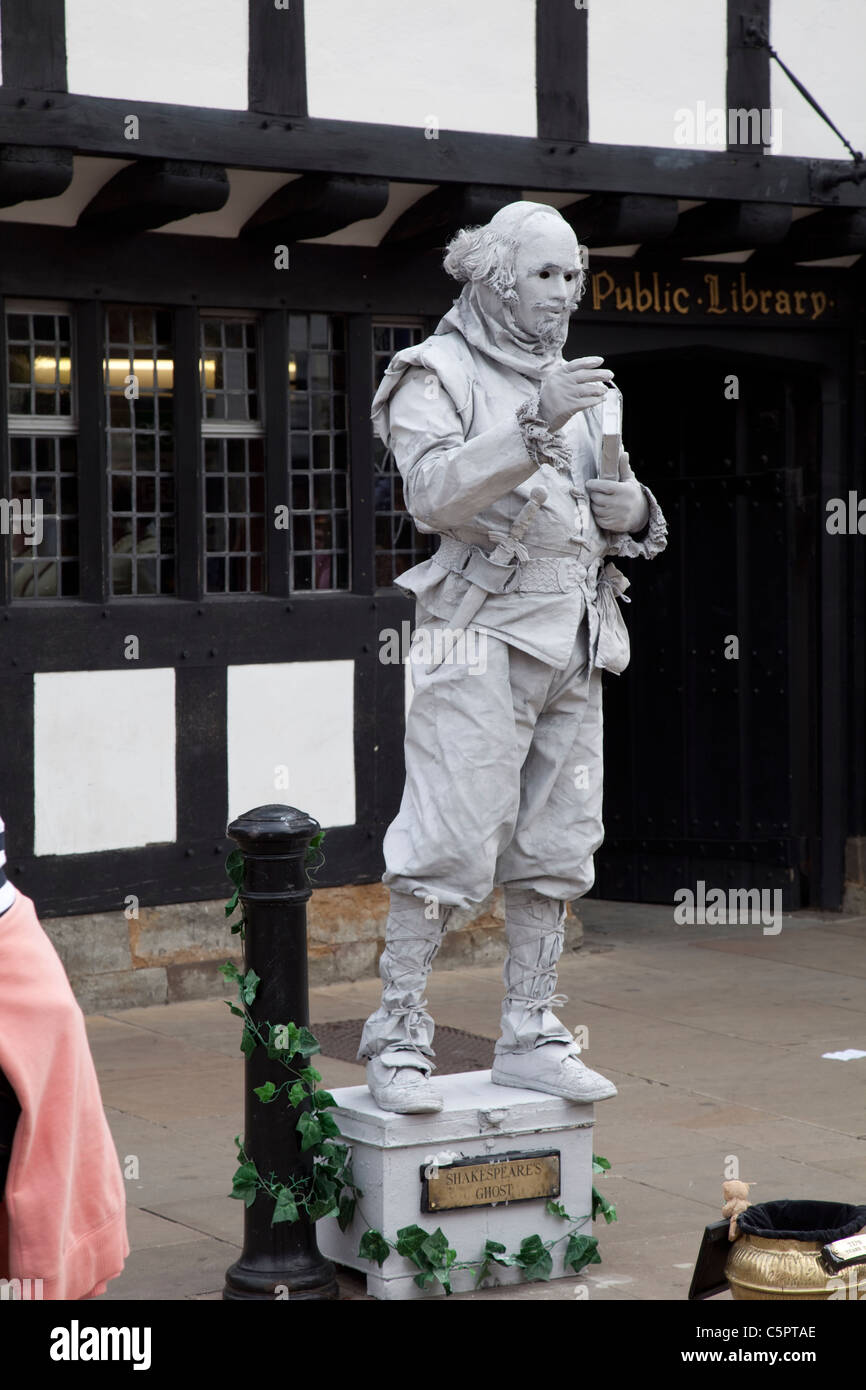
(74, 300, 109, 604)
(347, 314, 374, 594)
(727, 1, 772, 152)
(249, 0, 307, 117)
(1, 89, 865, 208)
(384, 184, 519, 250)
(173, 308, 202, 601)
(262, 310, 290, 598)
(536, 0, 588, 142)
(77, 160, 229, 235)
(562, 193, 679, 247)
(176, 665, 228, 844)
(241, 173, 389, 243)
(0, 145, 72, 206)
(651, 199, 792, 257)
(0, 0, 66, 91)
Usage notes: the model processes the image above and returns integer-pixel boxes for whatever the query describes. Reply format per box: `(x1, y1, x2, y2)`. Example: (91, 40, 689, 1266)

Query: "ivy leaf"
(241, 969, 260, 1005)
(546, 1199, 573, 1221)
(225, 1001, 246, 1019)
(253, 1081, 277, 1103)
(312, 1089, 337, 1111)
(337, 1195, 356, 1232)
(240, 1025, 257, 1058)
(565, 1233, 601, 1274)
(219, 961, 241, 983)
(224, 887, 239, 918)
(592, 1186, 618, 1224)
(317, 1111, 341, 1138)
(288, 1082, 307, 1108)
(272, 1187, 299, 1225)
(592, 1154, 611, 1174)
(297, 1112, 323, 1152)
(226, 848, 245, 888)
(395, 1225, 428, 1260)
(414, 1270, 437, 1290)
(296, 1026, 321, 1057)
(359, 1229, 391, 1267)
(230, 1160, 259, 1208)
(300, 1066, 322, 1085)
(230, 918, 245, 936)
(515, 1234, 553, 1282)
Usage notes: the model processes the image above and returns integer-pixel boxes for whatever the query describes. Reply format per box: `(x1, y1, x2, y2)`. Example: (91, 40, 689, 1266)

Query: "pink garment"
(0, 891, 128, 1299)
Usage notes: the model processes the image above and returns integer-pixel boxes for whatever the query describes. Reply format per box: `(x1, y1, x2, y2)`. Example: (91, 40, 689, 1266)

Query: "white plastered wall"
(769, 0, 866, 159)
(64, 0, 248, 108)
(305, 0, 537, 137)
(34, 669, 177, 856)
(227, 661, 356, 830)
(588, 0, 727, 149)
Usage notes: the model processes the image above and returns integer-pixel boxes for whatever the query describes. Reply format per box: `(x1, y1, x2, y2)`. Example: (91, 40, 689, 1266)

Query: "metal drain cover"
(310, 1019, 494, 1076)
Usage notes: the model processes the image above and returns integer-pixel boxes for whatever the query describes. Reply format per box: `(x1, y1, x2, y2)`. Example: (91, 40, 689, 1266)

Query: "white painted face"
(512, 216, 582, 349)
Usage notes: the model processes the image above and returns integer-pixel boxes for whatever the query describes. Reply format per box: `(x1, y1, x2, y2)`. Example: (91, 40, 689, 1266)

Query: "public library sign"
(585, 262, 843, 324)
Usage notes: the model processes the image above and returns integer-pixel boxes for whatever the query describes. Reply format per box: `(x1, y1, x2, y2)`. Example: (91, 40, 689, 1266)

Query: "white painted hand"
(538, 356, 614, 432)
(585, 452, 649, 533)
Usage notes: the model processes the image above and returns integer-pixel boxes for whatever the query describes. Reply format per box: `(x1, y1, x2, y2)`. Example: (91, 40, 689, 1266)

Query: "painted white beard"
(535, 313, 570, 350)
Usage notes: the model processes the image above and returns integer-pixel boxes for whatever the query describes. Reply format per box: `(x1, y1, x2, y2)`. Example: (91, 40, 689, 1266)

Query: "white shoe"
(366, 1055, 443, 1114)
(491, 1049, 617, 1102)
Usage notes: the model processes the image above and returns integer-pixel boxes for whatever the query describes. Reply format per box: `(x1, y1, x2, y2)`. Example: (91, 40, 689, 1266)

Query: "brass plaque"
(421, 1150, 560, 1212)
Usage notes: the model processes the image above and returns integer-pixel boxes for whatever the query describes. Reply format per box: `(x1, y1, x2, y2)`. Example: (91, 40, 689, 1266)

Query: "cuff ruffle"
(605, 483, 668, 560)
(516, 393, 573, 474)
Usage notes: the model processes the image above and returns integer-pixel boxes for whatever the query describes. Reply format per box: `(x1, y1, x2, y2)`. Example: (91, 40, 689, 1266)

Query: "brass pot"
(726, 1234, 835, 1301)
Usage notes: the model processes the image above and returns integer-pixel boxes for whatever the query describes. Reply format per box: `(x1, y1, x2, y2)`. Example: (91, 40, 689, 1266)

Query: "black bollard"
(223, 804, 339, 1301)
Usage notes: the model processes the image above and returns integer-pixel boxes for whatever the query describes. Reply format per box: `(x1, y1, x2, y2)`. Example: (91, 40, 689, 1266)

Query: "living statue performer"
(359, 201, 668, 1113)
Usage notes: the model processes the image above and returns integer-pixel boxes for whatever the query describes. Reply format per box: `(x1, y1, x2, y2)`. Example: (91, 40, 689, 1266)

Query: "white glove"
(538, 356, 614, 432)
(585, 452, 649, 533)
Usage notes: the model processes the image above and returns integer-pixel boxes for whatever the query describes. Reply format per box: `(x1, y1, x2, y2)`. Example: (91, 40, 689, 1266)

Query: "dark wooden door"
(593, 349, 820, 910)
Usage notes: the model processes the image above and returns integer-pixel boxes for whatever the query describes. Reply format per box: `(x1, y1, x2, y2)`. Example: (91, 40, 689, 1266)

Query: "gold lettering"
(672, 287, 690, 314)
(739, 273, 758, 314)
(704, 272, 726, 314)
(759, 289, 773, 314)
(592, 270, 615, 311)
(775, 290, 792, 315)
(634, 272, 654, 312)
(614, 284, 634, 311)
(810, 291, 827, 320)
(794, 290, 808, 315)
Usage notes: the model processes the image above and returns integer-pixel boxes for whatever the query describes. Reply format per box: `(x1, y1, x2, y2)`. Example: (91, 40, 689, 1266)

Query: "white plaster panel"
(588, 0, 727, 149)
(305, 0, 536, 137)
(227, 661, 355, 829)
(770, 0, 866, 159)
(34, 669, 176, 856)
(65, 0, 248, 108)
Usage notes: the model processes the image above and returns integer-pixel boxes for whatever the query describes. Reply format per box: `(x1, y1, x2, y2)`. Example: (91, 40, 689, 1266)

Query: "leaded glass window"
(200, 316, 265, 594)
(372, 320, 434, 588)
(104, 306, 175, 596)
(5, 303, 79, 598)
(288, 313, 349, 592)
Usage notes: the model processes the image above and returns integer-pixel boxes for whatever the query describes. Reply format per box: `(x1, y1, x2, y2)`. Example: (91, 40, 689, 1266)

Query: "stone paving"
(91, 899, 866, 1301)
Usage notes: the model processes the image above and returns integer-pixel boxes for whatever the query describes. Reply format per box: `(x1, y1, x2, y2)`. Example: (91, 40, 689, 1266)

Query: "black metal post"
(223, 804, 339, 1301)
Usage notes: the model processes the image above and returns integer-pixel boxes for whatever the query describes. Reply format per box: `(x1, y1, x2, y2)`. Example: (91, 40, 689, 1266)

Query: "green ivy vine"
(223, 846, 618, 1295)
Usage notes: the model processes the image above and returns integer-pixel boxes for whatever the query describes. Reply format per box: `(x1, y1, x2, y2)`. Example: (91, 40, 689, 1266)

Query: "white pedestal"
(318, 1070, 596, 1300)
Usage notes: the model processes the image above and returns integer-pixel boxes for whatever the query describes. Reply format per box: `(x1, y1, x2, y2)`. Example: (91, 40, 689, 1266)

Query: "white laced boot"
(491, 886, 617, 1103)
(358, 890, 453, 1114)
